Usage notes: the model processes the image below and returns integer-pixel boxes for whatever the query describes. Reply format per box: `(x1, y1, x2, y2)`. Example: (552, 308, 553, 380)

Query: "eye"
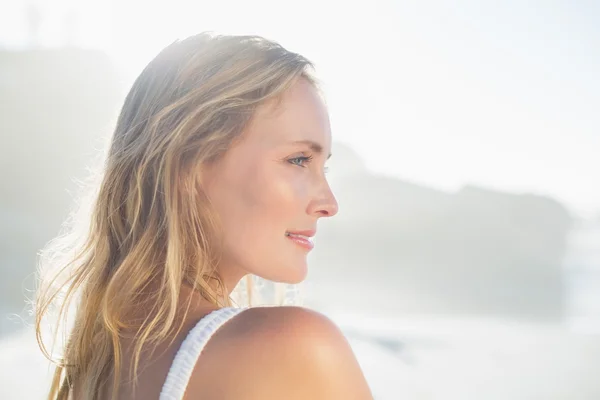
(288, 155, 313, 167)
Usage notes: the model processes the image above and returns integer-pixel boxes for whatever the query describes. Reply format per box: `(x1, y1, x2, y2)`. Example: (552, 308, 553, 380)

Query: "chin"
(280, 271, 307, 285)
(268, 259, 308, 285)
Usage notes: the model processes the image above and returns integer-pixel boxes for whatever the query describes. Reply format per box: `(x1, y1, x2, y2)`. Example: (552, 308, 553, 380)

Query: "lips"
(285, 229, 316, 238)
(285, 230, 316, 250)
(287, 233, 312, 241)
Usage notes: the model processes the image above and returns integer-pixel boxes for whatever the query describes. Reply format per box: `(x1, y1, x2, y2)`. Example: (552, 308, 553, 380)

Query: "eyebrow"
(292, 140, 332, 160)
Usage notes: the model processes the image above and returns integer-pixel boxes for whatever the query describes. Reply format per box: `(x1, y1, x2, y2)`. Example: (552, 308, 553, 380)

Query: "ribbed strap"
(160, 307, 245, 400)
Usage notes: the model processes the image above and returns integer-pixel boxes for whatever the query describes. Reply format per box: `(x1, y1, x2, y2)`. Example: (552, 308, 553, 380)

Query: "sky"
(1, 0, 599, 218)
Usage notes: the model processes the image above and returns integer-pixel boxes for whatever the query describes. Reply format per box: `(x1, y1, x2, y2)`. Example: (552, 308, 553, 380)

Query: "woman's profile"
(34, 32, 373, 400)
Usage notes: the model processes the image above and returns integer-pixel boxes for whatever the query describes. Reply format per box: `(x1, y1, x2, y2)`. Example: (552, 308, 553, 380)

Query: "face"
(202, 78, 338, 287)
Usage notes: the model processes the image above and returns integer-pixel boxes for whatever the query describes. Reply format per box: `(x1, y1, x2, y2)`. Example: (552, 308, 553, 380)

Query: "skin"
(187, 78, 372, 399)
(99, 78, 373, 399)
(201, 77, 338, 290)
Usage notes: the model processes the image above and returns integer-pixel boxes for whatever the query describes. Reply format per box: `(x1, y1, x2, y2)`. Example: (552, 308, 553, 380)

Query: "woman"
(35, 32, 373, 400)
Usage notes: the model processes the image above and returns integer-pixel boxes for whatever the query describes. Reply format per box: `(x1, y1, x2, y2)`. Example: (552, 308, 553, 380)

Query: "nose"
(308, 181, 339, 218)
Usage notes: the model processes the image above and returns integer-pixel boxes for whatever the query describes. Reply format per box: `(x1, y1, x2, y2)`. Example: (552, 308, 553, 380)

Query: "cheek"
(213, 163, 312, 279)
(218, 165, 309, 253)
(237, 166, 305, 226)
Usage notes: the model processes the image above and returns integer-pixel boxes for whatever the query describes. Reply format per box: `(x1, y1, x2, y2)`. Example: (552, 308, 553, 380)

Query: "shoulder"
(226, 305, 342, 342)
(221, 306, 353, 363)
(203, 306, 346, 364)
(186, 306, 373, 399)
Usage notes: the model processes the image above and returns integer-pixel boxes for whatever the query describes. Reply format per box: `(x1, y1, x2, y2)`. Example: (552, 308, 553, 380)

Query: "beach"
(2, 313, 599, 400)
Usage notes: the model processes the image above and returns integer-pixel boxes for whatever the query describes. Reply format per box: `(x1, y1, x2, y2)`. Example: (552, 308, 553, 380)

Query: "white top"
(159, 307, 246, 400)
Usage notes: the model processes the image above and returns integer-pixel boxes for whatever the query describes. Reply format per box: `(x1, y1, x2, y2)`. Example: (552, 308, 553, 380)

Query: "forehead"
(243, 79, 331, 149)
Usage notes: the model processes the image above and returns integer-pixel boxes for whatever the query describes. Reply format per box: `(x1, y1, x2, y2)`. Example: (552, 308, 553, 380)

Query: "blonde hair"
(34, 32, 315, 400)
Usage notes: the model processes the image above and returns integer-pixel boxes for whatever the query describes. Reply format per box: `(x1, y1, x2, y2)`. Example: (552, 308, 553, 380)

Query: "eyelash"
(288, 155, 313, 167)
(288, 155, 329, 174)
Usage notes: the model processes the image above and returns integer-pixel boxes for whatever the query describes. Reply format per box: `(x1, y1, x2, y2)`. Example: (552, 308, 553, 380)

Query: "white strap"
(160, 307, 244, 400)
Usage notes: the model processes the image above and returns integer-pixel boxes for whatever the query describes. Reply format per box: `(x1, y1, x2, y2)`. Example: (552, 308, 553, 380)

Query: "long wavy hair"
(34, 32, 315, 400)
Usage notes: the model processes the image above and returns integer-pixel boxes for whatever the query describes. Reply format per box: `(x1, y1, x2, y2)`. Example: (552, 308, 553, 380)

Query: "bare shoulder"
(226, 305, 346, 344)
(186, 306, 373, 400)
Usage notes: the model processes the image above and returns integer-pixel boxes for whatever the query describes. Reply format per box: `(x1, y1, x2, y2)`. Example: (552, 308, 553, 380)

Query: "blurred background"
(1, 0, 599, 398)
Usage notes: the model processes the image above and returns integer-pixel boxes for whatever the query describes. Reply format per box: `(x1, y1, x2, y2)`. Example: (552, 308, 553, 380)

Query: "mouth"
(285, 230, 315, 250)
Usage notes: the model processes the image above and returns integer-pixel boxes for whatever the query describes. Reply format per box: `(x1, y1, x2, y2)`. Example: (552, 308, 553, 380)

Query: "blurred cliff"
(309, 144, 572, 321)
(0, 48, 123, 334)
(0, 48, 573, 336)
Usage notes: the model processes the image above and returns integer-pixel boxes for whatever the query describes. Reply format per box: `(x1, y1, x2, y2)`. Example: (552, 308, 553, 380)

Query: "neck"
(183, 264, 248, 308)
